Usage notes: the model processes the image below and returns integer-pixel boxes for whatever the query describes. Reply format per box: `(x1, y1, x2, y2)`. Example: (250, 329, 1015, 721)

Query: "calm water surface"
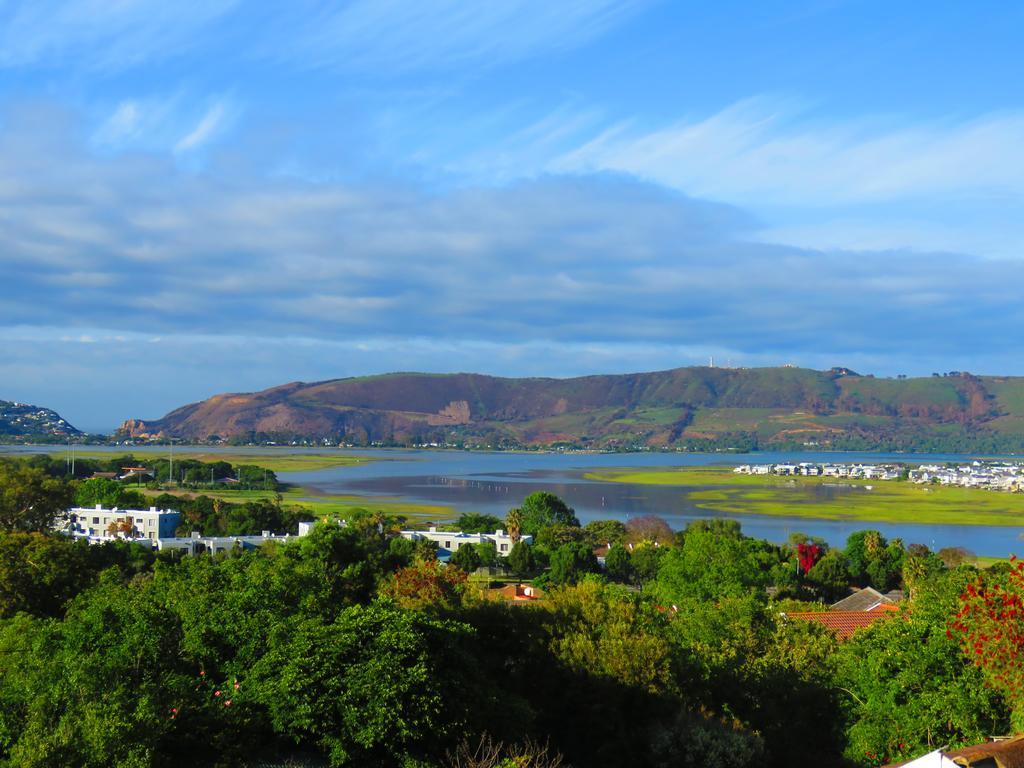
(6, 446, 1022, 556)
(283, 448, 1023, 557)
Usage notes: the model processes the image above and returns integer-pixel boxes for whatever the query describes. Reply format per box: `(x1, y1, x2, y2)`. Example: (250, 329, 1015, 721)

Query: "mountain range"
(116, 366, 1024, 452)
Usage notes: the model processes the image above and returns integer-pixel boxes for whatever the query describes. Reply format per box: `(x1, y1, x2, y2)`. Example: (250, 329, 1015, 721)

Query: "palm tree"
(506, 507, 523, 543)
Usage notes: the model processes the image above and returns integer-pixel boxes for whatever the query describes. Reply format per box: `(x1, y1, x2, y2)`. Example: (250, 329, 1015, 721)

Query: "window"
(500, 543, 508, 552)
(444, 541, 452, 548)
(92, 517, 99, 524)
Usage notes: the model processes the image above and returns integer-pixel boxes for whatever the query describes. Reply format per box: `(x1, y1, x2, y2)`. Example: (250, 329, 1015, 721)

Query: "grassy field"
(40, 449, 372, 474)
(135, 485, 454, 526)
(586, 466, 1024, 526)
(14, 446, 447, 525)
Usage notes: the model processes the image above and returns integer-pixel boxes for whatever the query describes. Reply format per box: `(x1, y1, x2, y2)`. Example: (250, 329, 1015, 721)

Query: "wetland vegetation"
(587, 465, 1024, 526)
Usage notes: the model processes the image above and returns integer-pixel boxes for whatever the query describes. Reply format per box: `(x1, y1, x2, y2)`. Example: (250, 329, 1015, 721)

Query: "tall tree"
(505, 507, 523, 543)
(950, 558, 1024, 729)
(547, 542, 598, 586)
(518, 492, 579, 536)
(0, 461, 74, 532)
(507, 540, 536, 578)
(842, 566, 1009, 764)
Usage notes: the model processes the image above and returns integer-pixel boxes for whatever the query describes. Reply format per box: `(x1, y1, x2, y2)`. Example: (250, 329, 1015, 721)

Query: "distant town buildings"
(734, 460, 1024, 492)
(733, 462, 902, 480)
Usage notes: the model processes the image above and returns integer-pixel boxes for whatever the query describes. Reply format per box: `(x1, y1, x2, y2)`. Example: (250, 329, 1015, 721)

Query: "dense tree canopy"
(0, 454, 1016, 768)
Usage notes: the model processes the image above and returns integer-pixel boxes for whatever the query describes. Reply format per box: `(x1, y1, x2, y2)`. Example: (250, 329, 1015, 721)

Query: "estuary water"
(5, 445, 1022, 557)
(281, 448, 1023, 558)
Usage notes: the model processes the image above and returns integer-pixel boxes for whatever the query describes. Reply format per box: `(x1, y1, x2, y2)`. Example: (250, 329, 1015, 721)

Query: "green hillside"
(118, 367, 1024, 451)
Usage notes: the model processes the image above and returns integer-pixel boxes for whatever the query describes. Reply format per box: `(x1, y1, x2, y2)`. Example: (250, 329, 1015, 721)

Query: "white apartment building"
(399, 527, 532, 558)
(156, 530, 297, 555)
(68, 504, 182, 542)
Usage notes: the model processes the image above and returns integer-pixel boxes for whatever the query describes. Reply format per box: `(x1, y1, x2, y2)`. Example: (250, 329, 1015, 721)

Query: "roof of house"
(785, 604, 898, 640)
(947, 735, 1024, 767)
(831, 586, 899, 612)
(886, 736, 1024, 768)
(486, 583, 544, 604)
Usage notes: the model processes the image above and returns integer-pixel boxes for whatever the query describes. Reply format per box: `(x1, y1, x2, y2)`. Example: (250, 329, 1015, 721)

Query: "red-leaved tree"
(949, 556, 1024, 725)
(796, 542, 821, 574)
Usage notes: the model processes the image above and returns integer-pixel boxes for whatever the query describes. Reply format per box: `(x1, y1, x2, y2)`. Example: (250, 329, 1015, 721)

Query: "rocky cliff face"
(117, 418, 159, 439)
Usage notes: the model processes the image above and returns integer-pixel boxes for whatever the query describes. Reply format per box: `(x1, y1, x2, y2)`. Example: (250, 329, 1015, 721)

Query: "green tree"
(0, 570, 251, 767)
(0, 532, 92, 618)
(73, 477, 147, 509)
(518, 492, 579, 536)
(604, 544, 633, 584)
(506, 540, 535, 578)
(807, 551, 852, 602)
(534, 522, 588, 550)
(544, 580, 674, 693)
(252, 602, 489, 766)
(583, 519, 627, 547)
(473, 542, 499, 568)
(0, 461, 74, 532)
(455, 512, 503, 534)
(235, 464, 278, 489)
(651, 527, 771, 604)
(631, 544, 664, 586)
(547, 542, 598, 585)
(840, 566, 1009, 765)
(449, 544, 482, 573)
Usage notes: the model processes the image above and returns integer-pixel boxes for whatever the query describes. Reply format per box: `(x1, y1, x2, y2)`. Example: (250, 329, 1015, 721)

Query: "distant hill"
(0, 400, 81, 441)
(117, 366, 1024, 452)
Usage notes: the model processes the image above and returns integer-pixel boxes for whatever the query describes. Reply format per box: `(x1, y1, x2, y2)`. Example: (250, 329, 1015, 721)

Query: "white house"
(156, 530, 297, 555)
(67, 504, 181, 543)
(399, 527, 533, 558)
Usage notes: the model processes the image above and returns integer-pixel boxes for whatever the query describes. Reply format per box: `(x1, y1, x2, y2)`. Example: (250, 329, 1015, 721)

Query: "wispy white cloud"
(0, 0, 240, 70)
(282, 0, 647, 73)
(0, 0, 645, 75)
(552, 98, 1024, 207)
(174, 101, 233, 153)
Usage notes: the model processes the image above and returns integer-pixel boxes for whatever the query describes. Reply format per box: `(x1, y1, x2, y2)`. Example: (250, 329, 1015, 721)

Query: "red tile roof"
(785, 604, 898, 640)
(487, 584, 544, 603)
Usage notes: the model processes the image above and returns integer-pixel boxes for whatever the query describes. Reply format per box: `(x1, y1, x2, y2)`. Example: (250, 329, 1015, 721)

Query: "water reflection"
(287, 450, 1024, 558)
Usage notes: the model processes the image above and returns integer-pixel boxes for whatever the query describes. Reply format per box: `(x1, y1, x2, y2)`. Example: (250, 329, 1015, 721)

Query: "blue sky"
(1, 1, 1023, 430)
